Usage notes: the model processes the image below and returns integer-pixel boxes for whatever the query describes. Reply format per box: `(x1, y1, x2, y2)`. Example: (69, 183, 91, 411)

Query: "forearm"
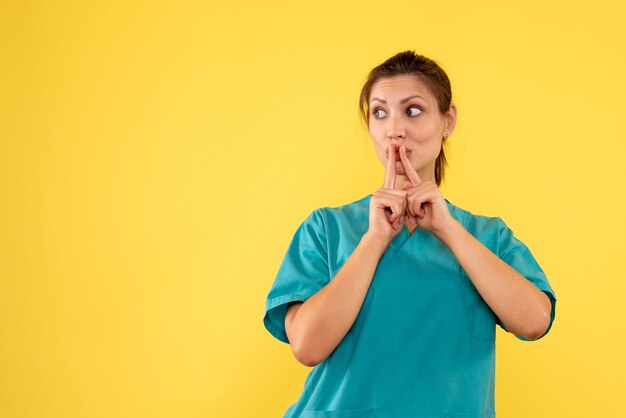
(437, 220, 552, 340)
(290, 232, 388, 366)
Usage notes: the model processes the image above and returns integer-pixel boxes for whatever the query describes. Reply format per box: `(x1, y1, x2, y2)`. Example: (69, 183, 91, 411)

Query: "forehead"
(369, 75, 434, 103)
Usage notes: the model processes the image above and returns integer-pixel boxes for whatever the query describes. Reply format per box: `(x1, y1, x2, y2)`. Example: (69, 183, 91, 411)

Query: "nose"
(386, 113, 406, 142)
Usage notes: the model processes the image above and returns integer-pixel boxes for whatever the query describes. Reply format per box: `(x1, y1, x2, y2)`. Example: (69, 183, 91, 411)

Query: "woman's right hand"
(367, 144, 407, 246)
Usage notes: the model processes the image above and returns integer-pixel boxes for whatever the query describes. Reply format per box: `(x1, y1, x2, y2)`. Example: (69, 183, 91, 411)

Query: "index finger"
(399, 145, 421, 185)
(384, 144, 397, 189)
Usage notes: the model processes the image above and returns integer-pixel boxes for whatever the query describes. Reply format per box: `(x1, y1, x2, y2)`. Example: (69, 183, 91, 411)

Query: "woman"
(263, 51, 557, 418)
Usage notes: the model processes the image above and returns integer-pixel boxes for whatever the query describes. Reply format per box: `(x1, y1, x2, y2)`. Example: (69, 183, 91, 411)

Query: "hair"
(359, 50, 453, 186)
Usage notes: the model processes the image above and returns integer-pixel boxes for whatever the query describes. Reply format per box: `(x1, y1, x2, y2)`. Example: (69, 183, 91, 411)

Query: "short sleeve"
(263, 209, 331, 344)
(495, 217, 557, 341)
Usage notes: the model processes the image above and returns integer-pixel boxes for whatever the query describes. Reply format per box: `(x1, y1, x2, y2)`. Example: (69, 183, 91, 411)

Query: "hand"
(398, 144, 455, 237)
(367, 144, 408, 245)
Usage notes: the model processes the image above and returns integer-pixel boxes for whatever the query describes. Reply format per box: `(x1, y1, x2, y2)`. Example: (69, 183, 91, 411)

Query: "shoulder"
(305, 194, 371, 237)
(447, 199, 504, 231)
(446, 199, 508, 248)
(309, 194, 370, 223)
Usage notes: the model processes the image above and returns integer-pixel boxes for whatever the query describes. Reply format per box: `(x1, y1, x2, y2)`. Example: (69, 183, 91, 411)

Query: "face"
(368, 75, 456, 182)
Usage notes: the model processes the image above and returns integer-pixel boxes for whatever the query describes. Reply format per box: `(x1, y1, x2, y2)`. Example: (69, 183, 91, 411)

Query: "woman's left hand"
(398, 145, 456, 237)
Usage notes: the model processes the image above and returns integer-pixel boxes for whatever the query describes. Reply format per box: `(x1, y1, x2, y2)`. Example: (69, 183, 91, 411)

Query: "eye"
(406, 106, 422, 117)
(372, 108, 387, 119)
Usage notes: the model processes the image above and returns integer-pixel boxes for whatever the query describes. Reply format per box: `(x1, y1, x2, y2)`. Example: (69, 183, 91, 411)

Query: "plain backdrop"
(1, 1, 625, 417)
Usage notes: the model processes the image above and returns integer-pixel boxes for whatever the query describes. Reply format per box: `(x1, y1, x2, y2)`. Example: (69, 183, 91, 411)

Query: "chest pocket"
(462, 272, 496, 342)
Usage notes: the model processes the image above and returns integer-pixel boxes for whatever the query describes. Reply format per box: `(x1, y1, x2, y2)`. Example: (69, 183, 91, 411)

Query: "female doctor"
(263, 50, 557, 418)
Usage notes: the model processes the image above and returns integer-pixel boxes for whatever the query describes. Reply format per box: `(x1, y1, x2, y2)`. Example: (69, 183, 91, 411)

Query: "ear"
(444, 103, 457, 138)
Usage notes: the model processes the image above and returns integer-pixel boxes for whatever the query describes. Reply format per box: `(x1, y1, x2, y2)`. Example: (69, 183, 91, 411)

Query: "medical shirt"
(263, 194, 557, 418)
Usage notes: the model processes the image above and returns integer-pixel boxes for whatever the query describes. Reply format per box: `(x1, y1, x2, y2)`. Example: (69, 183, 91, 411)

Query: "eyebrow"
(370, 95, 426, 104)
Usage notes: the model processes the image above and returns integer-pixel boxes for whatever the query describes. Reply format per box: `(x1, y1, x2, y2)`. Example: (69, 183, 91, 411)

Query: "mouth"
(385, 148, 412, 159)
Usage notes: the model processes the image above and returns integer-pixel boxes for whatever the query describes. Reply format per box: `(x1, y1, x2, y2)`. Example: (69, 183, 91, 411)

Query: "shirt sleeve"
(263, 209, 331, 344)
(495, 217, 557, 341)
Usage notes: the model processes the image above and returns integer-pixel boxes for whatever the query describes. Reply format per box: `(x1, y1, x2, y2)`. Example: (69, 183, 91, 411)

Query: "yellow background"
(2, 1, 625, 417)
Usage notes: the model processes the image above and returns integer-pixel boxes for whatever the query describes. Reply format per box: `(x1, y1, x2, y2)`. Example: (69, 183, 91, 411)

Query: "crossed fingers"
(396, 145, 423, 224)
(380, 144, 409, 228)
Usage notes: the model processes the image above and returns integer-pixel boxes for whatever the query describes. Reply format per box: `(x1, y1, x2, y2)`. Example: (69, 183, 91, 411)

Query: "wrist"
(434, 219, 464, 247)
(361, 231, 390, 253)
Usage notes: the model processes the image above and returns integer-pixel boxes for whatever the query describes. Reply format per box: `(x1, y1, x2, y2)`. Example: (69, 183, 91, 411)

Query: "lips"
(386, 148, 412, 159)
